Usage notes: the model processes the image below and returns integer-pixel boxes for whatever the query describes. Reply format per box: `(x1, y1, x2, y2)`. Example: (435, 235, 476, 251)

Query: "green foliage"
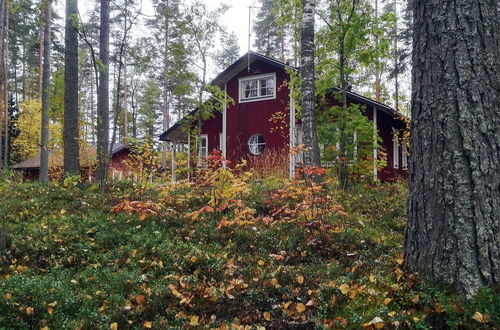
(317, 102, 384, 184)
(0, 181, 497, 329)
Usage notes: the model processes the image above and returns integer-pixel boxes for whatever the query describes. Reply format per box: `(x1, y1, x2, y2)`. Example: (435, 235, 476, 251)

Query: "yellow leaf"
(339, 283, 350, 295)
(270, 278, 278, 286)
(189, 315, 199, 326)
(143, 321, 153, 328)
(190, 256, 197, 263)
(47, 306, 54, 315)
(283, 301, 292, 309)
(412, 294, 420, 303)
(40, 327, 49, 330)
(263, 311, 271, 321)
(388, 311, 396, 317)
(472, 311, 490, 323)
(435, 303, 444, 313)
(296, 303, 306, 313)
(5, 293, 12, 299)
(383, 298, 392, 305)
(129, 249, 137, 257)
(110, 323, 118, 330)
(258, 260, 265, 266)
(296, 275, 304, 284)
(369, 275, 376, 283)
(26, 307, 34, 315)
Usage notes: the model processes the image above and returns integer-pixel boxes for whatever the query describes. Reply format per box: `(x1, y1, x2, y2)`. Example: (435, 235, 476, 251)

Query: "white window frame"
(199, 134, 208, 159)
(248, 134, 266, 155)
(238, 73, 277, 103)
(402, 143, 408, 170)
(112, 169, 123, 181)
(393, 128, 400, 169)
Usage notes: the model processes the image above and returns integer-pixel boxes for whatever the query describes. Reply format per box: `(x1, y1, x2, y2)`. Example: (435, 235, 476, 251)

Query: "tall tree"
(63, 0, 80, 175)
(405, 0, 500, 296)
(300, 0, 320, 167)
(214, 31, 240, 72)
(0, 0, 8, 168)
(96, 0, 110, 191)
(39, 0, 52, 183)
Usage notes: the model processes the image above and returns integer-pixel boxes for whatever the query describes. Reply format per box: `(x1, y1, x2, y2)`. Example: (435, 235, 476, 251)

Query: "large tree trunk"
(63, 0, 80, 176)
(39, 0, 52, 183)
(405, 0, 500, 297)
(96, 0, 110, 192)
(300, 0, 320, 167)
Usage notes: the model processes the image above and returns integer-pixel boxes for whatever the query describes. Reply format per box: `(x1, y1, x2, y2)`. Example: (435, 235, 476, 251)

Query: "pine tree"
(405, 0, 500, 296)
(39, 0, 52, 183)
(63, 0, 80, 176)
(96, 0, 110, 191)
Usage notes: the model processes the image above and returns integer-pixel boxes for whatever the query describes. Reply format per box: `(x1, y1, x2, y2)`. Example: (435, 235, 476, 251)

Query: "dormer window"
(239, 73, 276, 103)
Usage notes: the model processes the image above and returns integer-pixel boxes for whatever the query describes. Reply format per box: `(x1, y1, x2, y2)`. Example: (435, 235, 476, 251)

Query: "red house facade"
(160, 52, 408, 181)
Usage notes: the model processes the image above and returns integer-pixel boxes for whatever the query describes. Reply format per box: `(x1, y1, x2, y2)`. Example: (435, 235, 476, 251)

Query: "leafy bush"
(0, 178, 497, 329)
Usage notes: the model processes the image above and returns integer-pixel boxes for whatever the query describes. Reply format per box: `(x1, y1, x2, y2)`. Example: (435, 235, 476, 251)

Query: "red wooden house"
(160, 52, 408, 181)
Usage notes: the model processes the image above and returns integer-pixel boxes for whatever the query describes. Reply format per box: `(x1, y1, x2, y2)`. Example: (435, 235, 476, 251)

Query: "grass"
(0, 179, 498, 329)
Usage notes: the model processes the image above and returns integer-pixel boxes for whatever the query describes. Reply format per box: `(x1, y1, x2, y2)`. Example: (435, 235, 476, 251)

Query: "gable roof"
(13, 143, 130, 170)
(211, 51, 298, 87)
(160, 51, 404, 142)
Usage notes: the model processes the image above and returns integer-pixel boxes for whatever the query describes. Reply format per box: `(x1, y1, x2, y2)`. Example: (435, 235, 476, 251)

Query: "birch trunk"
(300, 0, 320, 167)
(39, 0, 52, 183)
(405, 0, 500, 297)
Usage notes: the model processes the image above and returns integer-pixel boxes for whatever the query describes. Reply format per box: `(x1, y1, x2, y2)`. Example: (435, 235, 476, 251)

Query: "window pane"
(248, 134, 266, 155)
(266, 78, 274, 95)
(244, 80, 257, 98)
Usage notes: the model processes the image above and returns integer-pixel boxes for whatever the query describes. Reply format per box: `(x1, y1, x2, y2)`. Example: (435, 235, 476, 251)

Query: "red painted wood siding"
(200, 59, 407, 181)
(201, 60, 290, 163)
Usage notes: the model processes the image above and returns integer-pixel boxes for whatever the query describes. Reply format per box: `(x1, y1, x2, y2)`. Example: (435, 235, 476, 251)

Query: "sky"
(67, 0, 260, 57)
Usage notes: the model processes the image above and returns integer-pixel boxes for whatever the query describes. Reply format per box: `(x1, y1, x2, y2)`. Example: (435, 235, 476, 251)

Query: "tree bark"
(162, 4, 170, 169)
(96, 0, 110, 192)
(38, 25, 44, 99)
(63, 0, 80, 176)
(405, 0, 500, 297)
(0, 0, 8, 168)
(300, 0, 320, 167)
(39, 0, 52, 183)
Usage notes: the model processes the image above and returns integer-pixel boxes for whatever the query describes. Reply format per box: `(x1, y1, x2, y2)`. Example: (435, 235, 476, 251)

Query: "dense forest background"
(0, 0, 412, 167)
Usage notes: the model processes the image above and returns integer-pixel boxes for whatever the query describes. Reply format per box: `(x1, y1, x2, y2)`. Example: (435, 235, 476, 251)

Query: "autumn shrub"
(0, 180, 498, 329)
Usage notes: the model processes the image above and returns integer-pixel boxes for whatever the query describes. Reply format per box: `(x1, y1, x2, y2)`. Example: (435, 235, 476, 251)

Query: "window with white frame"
(393, 129, 400, 169)
(248, 134, 266, 155)
(239, 73, 276, 102)
(199, 135, 208, 158)
(402, 144, 408, 170)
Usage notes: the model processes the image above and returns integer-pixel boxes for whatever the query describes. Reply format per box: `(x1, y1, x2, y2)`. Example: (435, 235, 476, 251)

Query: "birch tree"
(300, 0, 320, 167)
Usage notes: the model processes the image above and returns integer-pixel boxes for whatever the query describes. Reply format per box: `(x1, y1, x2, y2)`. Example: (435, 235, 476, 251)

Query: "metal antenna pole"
(248, 5, 251, 72)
